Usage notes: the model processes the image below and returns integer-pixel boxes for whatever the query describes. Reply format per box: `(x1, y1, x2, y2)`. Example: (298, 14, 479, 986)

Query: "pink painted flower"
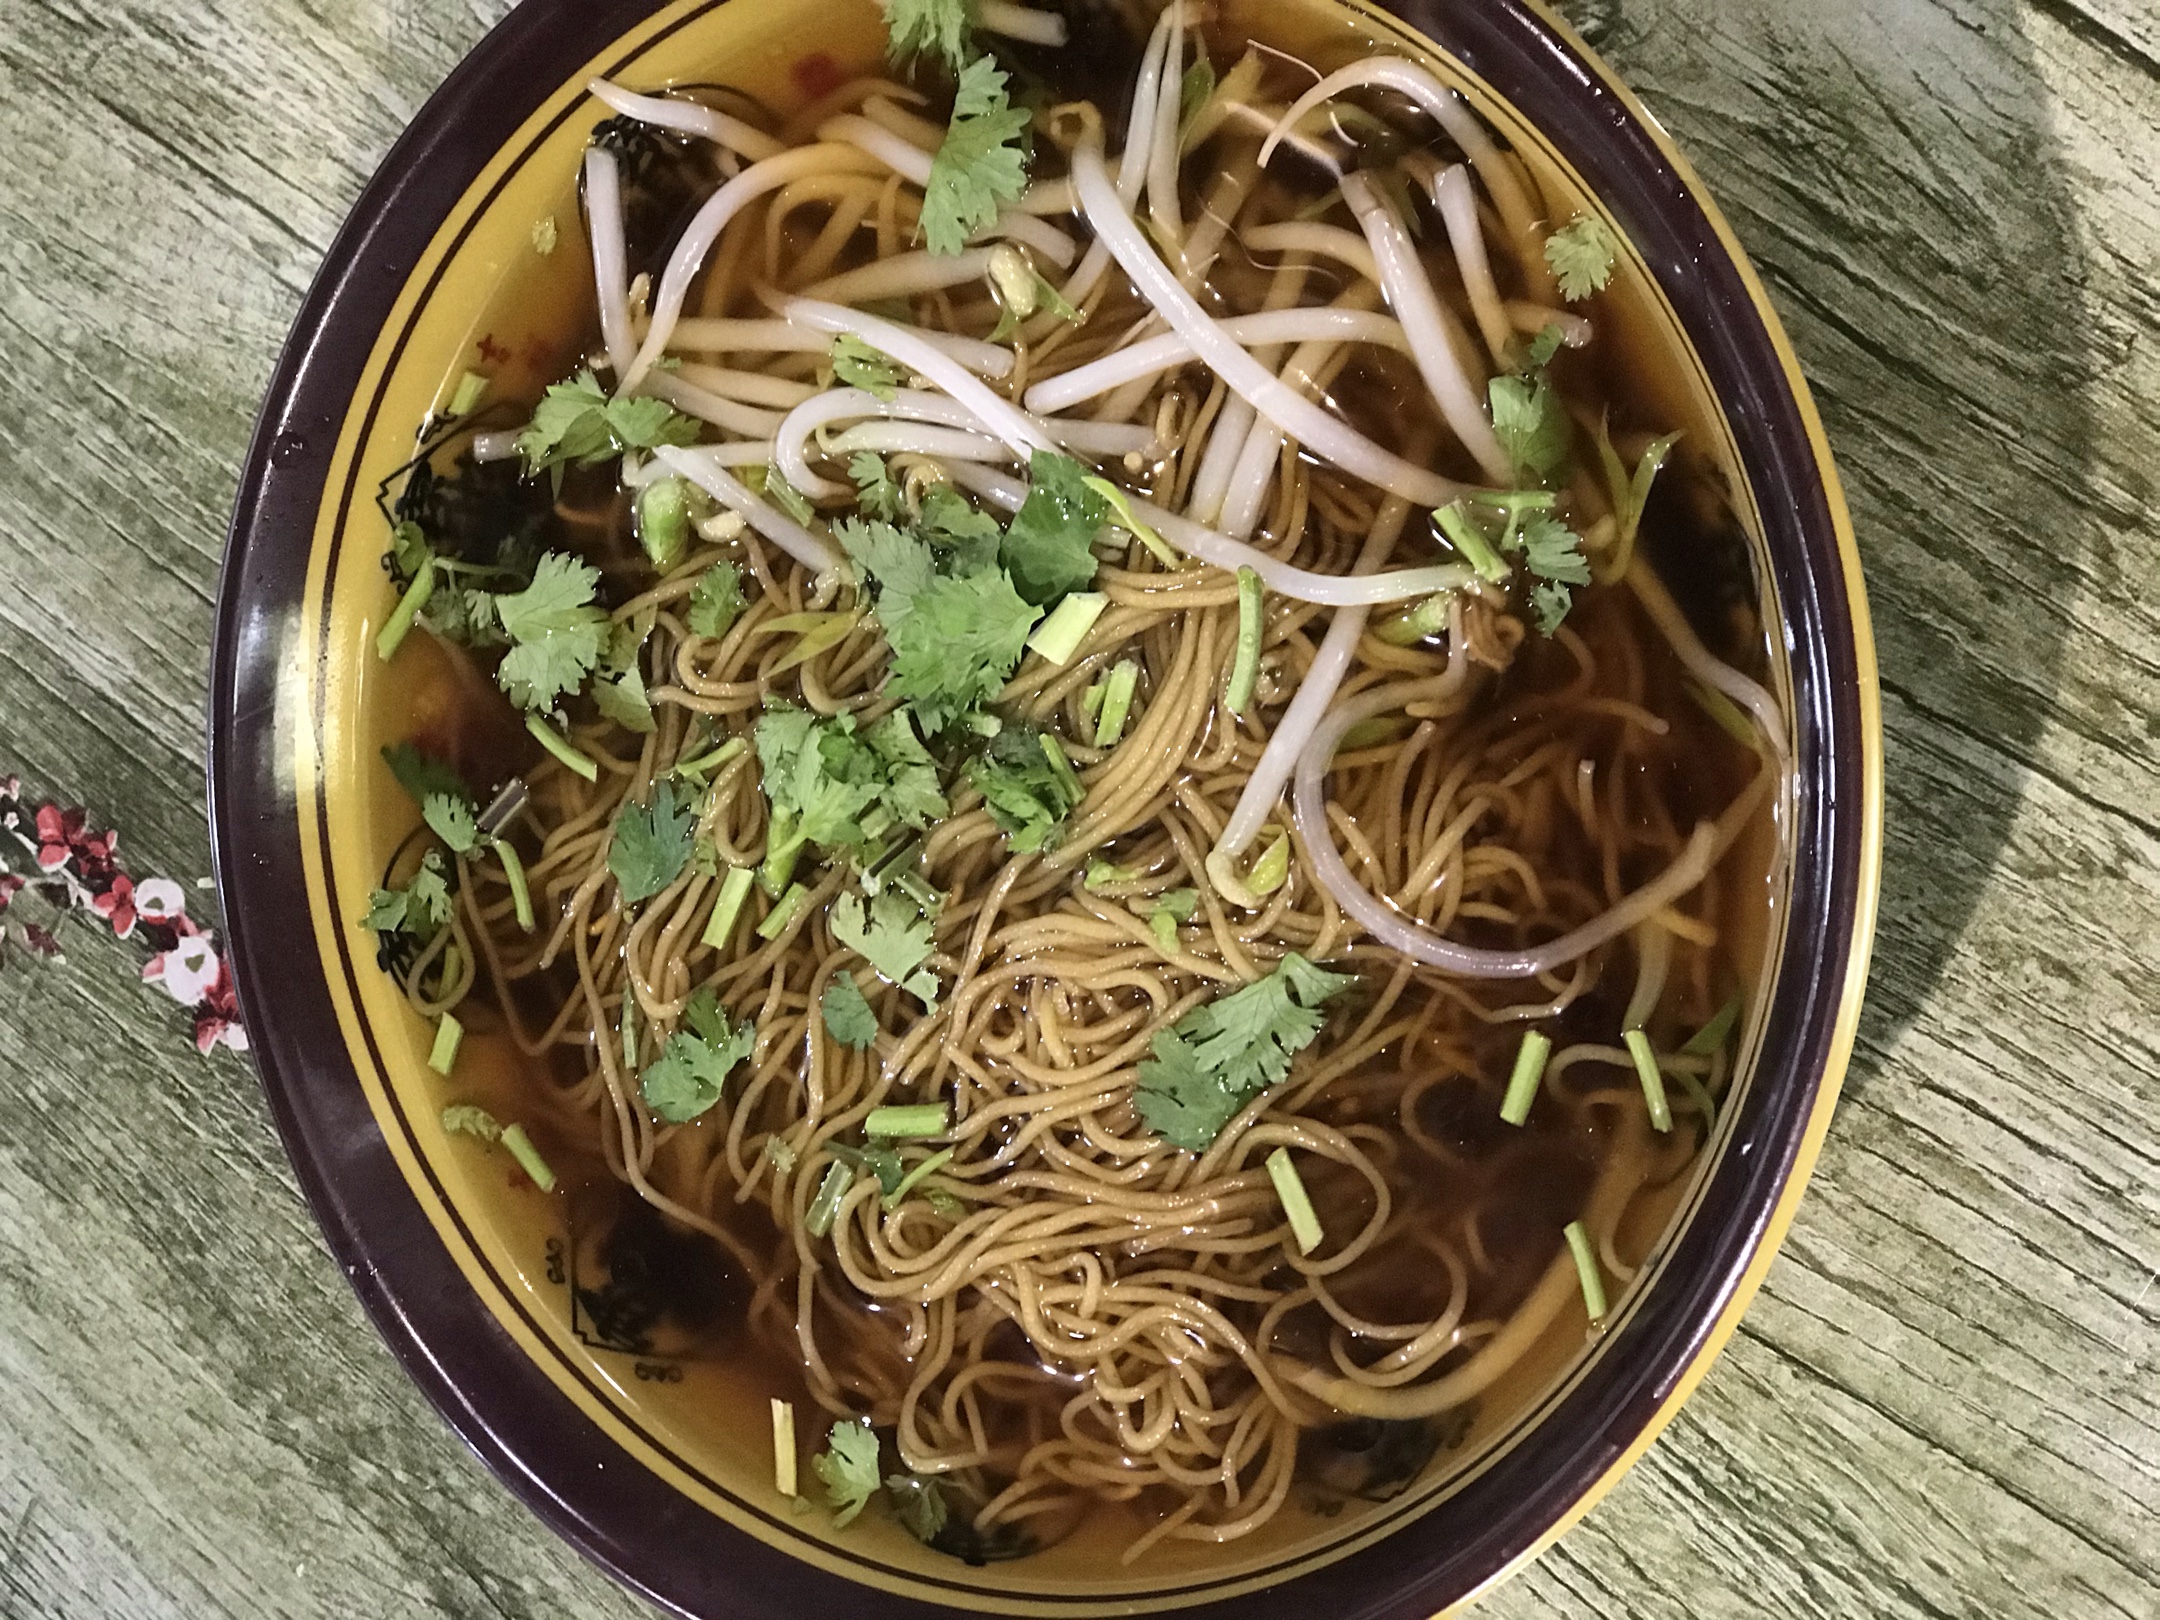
(92, 873, 139, 939)
(33, 805, 70, 872)
(0, 873, 21, 914)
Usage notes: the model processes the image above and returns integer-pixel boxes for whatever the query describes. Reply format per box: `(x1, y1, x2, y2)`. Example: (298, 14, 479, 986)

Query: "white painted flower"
(134, 877, 188, 923)
(143, 933, 219, 1005)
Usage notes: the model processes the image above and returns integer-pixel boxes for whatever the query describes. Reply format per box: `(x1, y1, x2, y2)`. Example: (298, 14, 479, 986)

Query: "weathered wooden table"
(2, 0, 2154, 1615)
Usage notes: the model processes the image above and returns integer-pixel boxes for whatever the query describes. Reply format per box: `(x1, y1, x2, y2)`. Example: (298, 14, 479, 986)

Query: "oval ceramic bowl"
(210, 0, 1880, 1615)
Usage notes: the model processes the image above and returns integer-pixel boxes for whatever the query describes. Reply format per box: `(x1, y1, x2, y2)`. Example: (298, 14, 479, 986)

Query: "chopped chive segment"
(1686, 678, 1758, 749)
(1564, 1219, 1607, 1322)
(1245, 829, 1291, 898)
(1226, 567, 1264, 715)
(1373, 590, 1454, 647)
(805, 1160, 854, 1236)
(1500, 1028, 1551, 1126)
(376, 556, 436, 661)
(1026, 591, 1109, 666)
(884, 1146, 955, 1208)
(1093, 660, 1140, 747)
(1435, 502, 1510, 583)
(674, 737, 746, 781)
(1084, 858, 1135, 891)
(756, 880, 809, 940)
(428, 1012, 464, 1076)
(865, 1104, 949, 1140)
(448, 369, 490, 417)
(1265, 1147, 1324, 1255)
(771, 1398, 798, 1498)
(1081, 477, 1180, 568)
(1680, 993, 1742, 1058)
(525, 713, 599, 782)
(1623, 1027, 1673, 1132)
(620, 997, 638, 1075)
(703, 866, 756, 950)
(500, 1124, 557, 1191)
(637, 476, 693, 570)
(493, 838, 535, 932)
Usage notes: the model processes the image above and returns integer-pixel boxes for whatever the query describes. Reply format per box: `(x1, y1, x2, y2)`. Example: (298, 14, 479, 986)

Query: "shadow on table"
(1570, 0, 2095, 1074)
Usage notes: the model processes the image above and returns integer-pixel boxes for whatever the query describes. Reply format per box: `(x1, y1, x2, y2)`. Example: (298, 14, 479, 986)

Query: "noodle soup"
(355, 0, 1786, 1584)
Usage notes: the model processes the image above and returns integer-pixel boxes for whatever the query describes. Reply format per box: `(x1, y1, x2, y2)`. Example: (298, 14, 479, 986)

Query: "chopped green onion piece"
(1245, 829, 1291, 898)
(637, 476, 693, 570)
(1435, 502, 1510, 583)
(1026, 591, 1109, 666)
(1564, 1219, 1607, 1322)
(500, 1124, 557, 1191)
(1084, 858, 1136, 891)
(1500, 1029, 1551, 1126)
(884, 1146, 955, 1208)
(620, 997, 638, 1075)
(1373, 590, 1454, 647)
(704, 866, 756, 950)
(805, 1160, 854, 1237)
(865, 1104, 948, 1140)
(1081, 477, 1180, 568)
(674, 737, 746, 781)
(771, 1398, 798, 1498)
(1265, 1147, 1324, 1255)
(756, 880, 809, 940)
(1623, 1027, 1673, 1132)
(1673, 1064, 1718, 1127)
(1680, 993, 1742, 1058)
(1339, 716, 1412, 750)
(1686, 678, 1757, 749)
(1093, 660, 1140, 747)
(427, 1012, 464, 1076)
(492, 838, 535, 932)
(1226, 567, 1264, 715)
(1037, 731, 1084, 804)
(448, 369, 490, 417)
(376, 556, 436, 661)
(525, 713, 599, 782)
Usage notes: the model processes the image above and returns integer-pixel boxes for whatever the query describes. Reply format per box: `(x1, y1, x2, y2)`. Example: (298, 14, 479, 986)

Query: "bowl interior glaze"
(210, 1, 1879, 1616)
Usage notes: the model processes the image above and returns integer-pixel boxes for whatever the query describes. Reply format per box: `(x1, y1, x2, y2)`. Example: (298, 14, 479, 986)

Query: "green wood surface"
(1, 0, 2154, 1616)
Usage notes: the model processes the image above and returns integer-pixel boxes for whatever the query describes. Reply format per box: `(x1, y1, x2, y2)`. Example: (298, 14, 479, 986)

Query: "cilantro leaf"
(886, 1473, 949, 1542)
(849, 452, 905, 522)
(1516, 511, 1591, 587)
(517, 370, 699, 482)
(383, 742, 471, 808)
(494, 552, 608, 712)
(609, 780, 697, 904)
(592, 619, 657, 734)
(1488, 373, 1571, 488)
(837, 518, 937, 627)
(1544, 215, 1617, 301)
(832, 334, 903, 400)
(831, 889, 941, 1009)
(814, 1419, 883, 1528)
(883, 0, 973, 76)
(687, 560, 747, 638)
(822, 974, 880, 1049)
(423, 792, 481, 853)
(1530, 580, 1574, 635)
(362, 849, 453, 944)
(887, 567, 1038, 731)
(965, 725, 1082, 854)
(639, 984, 755, 1123)
(1133, 955, 1355, 1150)
(756, 705, 949, 871)
(1000, 451, 1106, 604)
(918, 486, 1003, 571)
(922, 57, 1032, 257)
(1524, 322, 1566, 370)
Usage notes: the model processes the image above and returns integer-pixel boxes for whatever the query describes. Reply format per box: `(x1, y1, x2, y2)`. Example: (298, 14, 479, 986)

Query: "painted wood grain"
(0, 0, 2153, 1618)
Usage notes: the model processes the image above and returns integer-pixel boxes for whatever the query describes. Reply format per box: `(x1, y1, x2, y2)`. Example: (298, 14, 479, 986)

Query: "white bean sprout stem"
(651, 445, 840, 573)
(582, 146, 635, 379)
(1024, 309, 1412, 415)
(1070, 139, 1476, 508)
(663, 318, 1014, 380)
(587, 79, 787, 162)
(1428, 163, 1516, 368)
(977, 1, 1068, 45)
